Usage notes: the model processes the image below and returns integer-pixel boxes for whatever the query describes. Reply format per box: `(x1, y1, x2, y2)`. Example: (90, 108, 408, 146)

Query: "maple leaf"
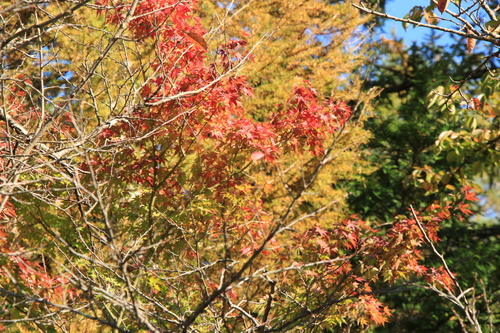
(427, 266, 456, 290)
(463, 186, 479, 202)
(251, 151, 265, 161)
(240, 245, 254, 256)
(312, 225, 329, 237)
(360, 295, 391, 326)
(458, 203, 473, 216)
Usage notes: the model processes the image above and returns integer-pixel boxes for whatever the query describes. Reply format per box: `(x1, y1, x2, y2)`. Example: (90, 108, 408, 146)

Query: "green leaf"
(402, 13, 411, 30)
(466, 117, 477, 130)
(425, 90, 440, 108)
(472, 161, 484, 174)
(485, 20, 500, 32)
(409, 6, 424, 25)
(440, 173, 451, 185)
(427, 2, 437, 11)
(446, 150, 456, 162)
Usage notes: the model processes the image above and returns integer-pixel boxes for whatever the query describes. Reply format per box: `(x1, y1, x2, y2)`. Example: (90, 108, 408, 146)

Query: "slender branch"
(0, 0, 93, 50)
(353, 2, 500, 43)
(410, 205, 482, 333)
(0, 288, 131, 333)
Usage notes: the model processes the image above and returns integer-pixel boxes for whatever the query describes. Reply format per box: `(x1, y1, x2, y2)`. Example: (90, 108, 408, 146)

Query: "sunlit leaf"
(485, 20, 500, 32)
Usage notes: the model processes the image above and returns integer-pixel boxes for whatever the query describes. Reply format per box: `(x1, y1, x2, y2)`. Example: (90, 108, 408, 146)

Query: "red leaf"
(240, 246, 253, 256)
(471, 97, 481, 110)
(251, 151, 265, 161)
(360, 295, 391, 326)
(463, 186, 479, 202)
(312, 225, 329, 237)
(437, 0, 449, 14)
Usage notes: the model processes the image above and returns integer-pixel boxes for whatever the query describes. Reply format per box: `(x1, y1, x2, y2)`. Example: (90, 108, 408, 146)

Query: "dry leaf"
(181, 30, 208, 52)
(466, 29, 476, 54)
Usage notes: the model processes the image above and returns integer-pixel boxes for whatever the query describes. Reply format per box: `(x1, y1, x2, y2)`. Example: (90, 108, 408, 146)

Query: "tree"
(198, 0, 377, 228)
(200, 0, 371, 114)
(349, 34, 500, 333)
(353, 1, 500, 331)
(0, 0, 473, 332)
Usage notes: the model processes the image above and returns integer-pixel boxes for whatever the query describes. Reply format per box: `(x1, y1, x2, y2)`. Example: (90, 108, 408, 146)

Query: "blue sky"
(382, 0, 454, 46)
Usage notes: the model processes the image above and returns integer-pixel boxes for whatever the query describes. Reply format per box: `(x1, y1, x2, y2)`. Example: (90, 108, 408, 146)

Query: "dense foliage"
(354, 1, 500, 332)
(0, 0, 497, 332)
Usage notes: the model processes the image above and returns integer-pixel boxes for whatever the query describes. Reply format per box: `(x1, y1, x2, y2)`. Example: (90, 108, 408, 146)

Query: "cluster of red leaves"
(0, 200, 17, 220)
(368, 218, 429, 281)
(0, 81, 56, 301)
(6, 76, 30, 114)
(274, 218, 395, 327)
(427, 186, 479, 223)
(0, 76, 77, 309)
(74, 0, 479, 330)
(94, 0, 351, 206)
(97, 0, 201, 40)
(451, 186, 479, 220)
(357, 294, 392, 326)
(0, 78, 21, 244)
(279, 195, 482, 326)
(271, 84, 352, 155)
(2, 192, 69, 300)
(425, 266, 456, 291)
(0, 221, 73, 302)
(297, 215, 429, 285)
(299, 217, 369, 258)
(10, 256, 73, 301)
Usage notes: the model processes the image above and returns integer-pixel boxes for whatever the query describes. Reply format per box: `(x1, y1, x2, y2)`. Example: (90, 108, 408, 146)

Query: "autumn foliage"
(0, 0, 481, 332)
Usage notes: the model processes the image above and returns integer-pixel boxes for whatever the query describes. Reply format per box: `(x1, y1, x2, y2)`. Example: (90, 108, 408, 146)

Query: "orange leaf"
(471, 97, 481, 110)
(437, 0, 449, 13)
(181, 30, 208, 52)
